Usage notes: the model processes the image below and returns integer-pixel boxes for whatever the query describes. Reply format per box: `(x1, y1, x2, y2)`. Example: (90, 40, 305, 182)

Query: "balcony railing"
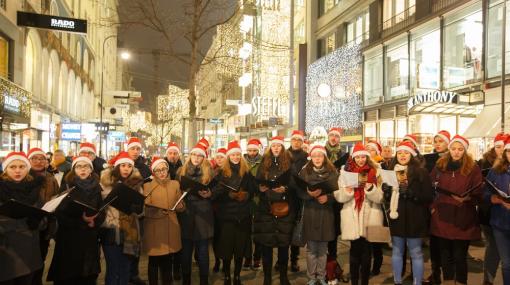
(381, 6, 416, 38)
(432, 0, 466, 13)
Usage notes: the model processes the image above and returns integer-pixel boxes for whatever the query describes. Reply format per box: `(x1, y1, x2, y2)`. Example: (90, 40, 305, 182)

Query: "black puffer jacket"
(134, 156, 151, 179)
(176, 164, 215, 240)
(253, 158, 296, 247)
(212, 162, 255, 223)
(384, 166, 434, 238)
(297, 165, 338, 242)
(165, 158, 183, 180)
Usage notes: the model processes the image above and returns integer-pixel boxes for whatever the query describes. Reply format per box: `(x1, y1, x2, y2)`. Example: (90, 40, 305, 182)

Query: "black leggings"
(148, 254, 173, 285)
(438, 238, 470, 284)
(223, 257, 243, 277)
(350, 238, 372, 285)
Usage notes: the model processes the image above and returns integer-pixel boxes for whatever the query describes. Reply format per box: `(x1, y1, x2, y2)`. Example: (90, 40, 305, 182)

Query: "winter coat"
(253, 158, 297, 247)
(334, 163, 384, 241)
(30, 170, 59, 203)
(212, 162, 256, 224)
(99, 168, 143, 256)
(47, 176, 105, 281)
(484, 168, 510, 231)
(297, 165, 338, 242)
(176, 163, 215, 240)
(430, 163, 483, 240)
(244, 154, 262, 177)
(384, 166, 434, 238)
(164, 158, 183, 180)
(0, 177, 44, 282)
(142, 178, 184, 256)
(134, 156, 152, 179)
(424, 152, 441, 173)
(478, 151, 498, 225)
(92, 156, 107, 176)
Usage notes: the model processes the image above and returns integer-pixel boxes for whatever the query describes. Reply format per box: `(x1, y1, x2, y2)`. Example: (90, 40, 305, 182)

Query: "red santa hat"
(290, 130, 305, 141)
(351, 143, 370, 158)
(309, 144, 327, 157)
(216, 148, 227, 158)
(328, 127, 342, 137)
(27, 147, 46, 160)
(72, 154, 93, 169)
(270, 135, 285, 147)
(247, 138, 262, 151)
(449, 134, 469, 150)
(79, 142, 96, 154)
(366, 140, 382, 155)
(166, 142, 181, 155)
(403, 134, 418, 148)
(226, 141, 242, 156)
(198, 137, 210, 150)
(190, 143, 208, 157)
(494, 132, 508, 147)
(434, 130, 451, 144)
(2, 151, 31, 171)
(109, 151, 134, 168)
(504, 137, 510, 150)
(151, 156, 169, 173)
(396, 141, 417, 157)
(126, 137, 142, 150)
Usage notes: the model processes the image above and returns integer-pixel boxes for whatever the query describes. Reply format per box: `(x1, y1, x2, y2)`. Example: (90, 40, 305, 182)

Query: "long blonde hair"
(221, 157, 249, 178)
(178, 156, 213, 184)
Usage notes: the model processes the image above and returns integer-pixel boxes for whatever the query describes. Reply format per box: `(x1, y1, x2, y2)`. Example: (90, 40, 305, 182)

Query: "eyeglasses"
(75, 164, 91, 170)
(154, 167, 169, 174)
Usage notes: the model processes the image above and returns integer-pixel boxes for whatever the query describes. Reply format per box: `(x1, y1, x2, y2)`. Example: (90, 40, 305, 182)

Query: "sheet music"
(170, 191, 188, 211)
(340, 169, 359, 188)
(41, 193, 68, 213)
(486, 180, 510, 199)
(380, 169, 399, 189)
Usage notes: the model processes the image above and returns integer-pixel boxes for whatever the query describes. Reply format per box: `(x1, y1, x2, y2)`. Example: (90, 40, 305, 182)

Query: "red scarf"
(345, 159, 377, 213)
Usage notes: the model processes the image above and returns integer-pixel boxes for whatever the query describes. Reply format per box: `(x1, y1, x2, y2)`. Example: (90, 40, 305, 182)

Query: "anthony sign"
(407, 90, 458, 111)
(17, 12, 87, 34)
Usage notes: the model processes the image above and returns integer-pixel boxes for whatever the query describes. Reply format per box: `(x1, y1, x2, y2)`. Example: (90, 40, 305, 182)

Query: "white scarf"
(389, 164, 408, 219)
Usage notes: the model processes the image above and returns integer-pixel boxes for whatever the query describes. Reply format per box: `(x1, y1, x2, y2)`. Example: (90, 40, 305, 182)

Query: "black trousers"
(0, 273, 35, 285)
(350, 238, 372, 285)
(53, 275, 97, 285)
(290, 245, 300, 263)
(262, 246, 289, 268)
(371, 242, 383, 273)
(429, 235, 442, 280)
(438, 238, 470, 284)
(148, 254, 173, 285)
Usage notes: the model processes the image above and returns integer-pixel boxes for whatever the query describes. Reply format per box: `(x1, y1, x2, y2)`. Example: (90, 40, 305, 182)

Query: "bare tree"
(115, 0, 240, 148)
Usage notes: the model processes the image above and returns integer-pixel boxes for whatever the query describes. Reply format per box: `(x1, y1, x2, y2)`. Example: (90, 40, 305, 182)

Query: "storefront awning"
(409, 102, 481, 115)
(463, 104, 509, 138)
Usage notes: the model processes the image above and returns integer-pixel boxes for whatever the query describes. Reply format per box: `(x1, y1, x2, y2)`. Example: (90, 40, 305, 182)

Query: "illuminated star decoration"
(305, 44, 362, 134)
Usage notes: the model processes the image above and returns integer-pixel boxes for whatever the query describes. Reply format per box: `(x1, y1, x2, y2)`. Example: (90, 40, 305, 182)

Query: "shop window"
(0, 35, 9, 79)
(486, 0, 510, 78)
(379, 120, 395, 146)
(346, 11, 370, 46)
(319, 0, 341, 17)
(364, 122, 377, 141)
(439, 115, 456, 136)
(443, 4, 482, 88)
(385, 37, 409, 101)
(396, 118, 407, 141)
(364, 48, 383, 106)
(382, 0, 415, 30)
(410, 25, 440, 92)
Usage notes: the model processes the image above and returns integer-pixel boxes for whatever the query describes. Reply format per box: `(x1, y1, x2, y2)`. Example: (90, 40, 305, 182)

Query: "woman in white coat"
(334, 142, 384, 285)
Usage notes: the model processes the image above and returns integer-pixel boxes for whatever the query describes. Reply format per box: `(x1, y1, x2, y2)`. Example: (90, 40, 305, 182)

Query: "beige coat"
(142, 178, 185, 256)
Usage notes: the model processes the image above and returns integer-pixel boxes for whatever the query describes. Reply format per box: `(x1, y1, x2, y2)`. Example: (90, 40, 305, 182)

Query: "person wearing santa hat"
(478, 132, 508, 285)
(253, 135, 295, 285)
(98, 151, 144, 285)
(0, 151, 46, 284)
(79, 142, 107, 176)
(296, 144, 339, 285)
(26, 148, 60, 285)
(366, 140, 383, 163)
(430, 135, 482, 285)
(211, 140, 256, 285)
(334, 143, 383, 285)
(142, 157, 185, 285)
(423, 130, 451, 173)
(380, 141, 433, 285)
(213, 148, 227, 172)
(302, 140, 311, 153)
(47, 155, 105, 285)
(484, 136, 510, 285)
(324, 127, 349, 264)
(126, 137, 151, 182)
(176, 142, 216, 285)
(243, 138, 264, 269)
(164, 142, 183, 181)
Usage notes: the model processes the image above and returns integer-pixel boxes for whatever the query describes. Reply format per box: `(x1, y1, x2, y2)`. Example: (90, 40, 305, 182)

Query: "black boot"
(290, 260, 300, 272)
(224, 275, 232, 285)
(263, 263, 272, 285)
(279, 264, 290, 285)
(173, 266, 181, 281)
(182, 274, 191, 285)
(161, 269, 172, 285)
(148, 266, 158, 285)
(233, 275, 242, 285)
(200, 275, 209, 285)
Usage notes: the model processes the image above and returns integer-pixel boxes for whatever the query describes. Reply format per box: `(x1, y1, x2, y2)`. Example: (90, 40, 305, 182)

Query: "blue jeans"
(391, 236, 423, 285)
(181, 239, 209, 277)
(493, 227, 510, 285)
(102, 244, 132, 285)
(482, 224, 501, 283)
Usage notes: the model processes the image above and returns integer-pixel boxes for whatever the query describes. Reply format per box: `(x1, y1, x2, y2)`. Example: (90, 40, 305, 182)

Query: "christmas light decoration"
(305, 44, 362, 133)
(0, 77, 32, 119)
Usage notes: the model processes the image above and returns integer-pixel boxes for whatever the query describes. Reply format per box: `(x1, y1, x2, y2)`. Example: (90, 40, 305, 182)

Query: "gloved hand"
(381, 183, 392, 193)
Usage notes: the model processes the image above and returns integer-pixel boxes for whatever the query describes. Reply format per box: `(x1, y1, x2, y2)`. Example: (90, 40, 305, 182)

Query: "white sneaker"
(327, 279, 338, 285)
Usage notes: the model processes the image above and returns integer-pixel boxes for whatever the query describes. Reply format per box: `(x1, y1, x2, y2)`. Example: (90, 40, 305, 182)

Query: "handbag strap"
(381, 201, 390, 225)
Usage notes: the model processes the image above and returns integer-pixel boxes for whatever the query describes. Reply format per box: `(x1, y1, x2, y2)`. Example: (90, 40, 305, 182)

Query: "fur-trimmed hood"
(100, 167, 144, 189)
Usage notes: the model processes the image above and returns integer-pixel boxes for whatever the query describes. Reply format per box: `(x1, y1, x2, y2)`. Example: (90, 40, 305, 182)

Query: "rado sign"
(407, 90, 458, 110)
(17, 12, 87, 34)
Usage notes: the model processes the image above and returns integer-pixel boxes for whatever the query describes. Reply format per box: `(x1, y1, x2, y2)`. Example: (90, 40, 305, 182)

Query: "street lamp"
(121, 51, 131, 60)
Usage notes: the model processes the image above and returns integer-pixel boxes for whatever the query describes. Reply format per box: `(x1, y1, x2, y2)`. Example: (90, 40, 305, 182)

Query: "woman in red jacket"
(430, 135, 482, 285)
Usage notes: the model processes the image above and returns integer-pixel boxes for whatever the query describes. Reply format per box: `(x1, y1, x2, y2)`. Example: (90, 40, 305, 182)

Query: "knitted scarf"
(345, 159, 376, 213)
(325, 143, 342, 163)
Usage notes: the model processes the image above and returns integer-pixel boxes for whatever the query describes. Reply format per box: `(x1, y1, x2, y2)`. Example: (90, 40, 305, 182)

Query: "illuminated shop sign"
(17, 12, 87, 34)
(407, 90, 458, 110)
